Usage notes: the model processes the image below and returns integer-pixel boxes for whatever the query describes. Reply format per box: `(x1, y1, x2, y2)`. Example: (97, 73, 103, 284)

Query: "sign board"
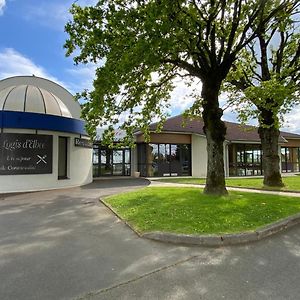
(0, 133, 53, 175)
(74, 138, 93, 148)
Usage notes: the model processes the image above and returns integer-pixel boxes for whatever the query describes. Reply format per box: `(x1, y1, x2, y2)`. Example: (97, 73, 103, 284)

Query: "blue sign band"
(0, 111, 87, 135)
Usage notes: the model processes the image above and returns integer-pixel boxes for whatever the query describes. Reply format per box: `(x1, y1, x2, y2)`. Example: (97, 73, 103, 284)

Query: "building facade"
(93, 115, 300, 178)
(0, 76, 93, 193)
(6, 75, 299, 193)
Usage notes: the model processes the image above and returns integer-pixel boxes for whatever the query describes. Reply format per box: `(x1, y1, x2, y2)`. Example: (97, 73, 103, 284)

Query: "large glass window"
(229, 144, 262, 176)
(181, 144, 191, 176)
(281, 147, 300, 173)
(138, 143, 191, 177)
(92, 145, 131, 176)
(230, 144, 300, 176)
(147, 144, 159, 176)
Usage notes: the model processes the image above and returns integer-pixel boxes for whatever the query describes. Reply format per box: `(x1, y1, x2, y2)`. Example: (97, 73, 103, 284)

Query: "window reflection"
(138, 143, 191, 177)
(281, 147, 300, 173)
(92, 145, 131, 176)
(113, 150, 123, 164)
(229, 144, 262, 176)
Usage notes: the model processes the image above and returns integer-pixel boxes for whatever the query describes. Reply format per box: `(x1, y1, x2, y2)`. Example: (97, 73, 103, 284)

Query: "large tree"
(225, 1, 300, 187)
(65, 0, 289, 195)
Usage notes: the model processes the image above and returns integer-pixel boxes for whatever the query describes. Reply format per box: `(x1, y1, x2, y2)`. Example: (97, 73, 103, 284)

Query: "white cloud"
(66, 64, 97, 93)
(0, 0, 6, 15)
(282, 108, 300, 134)
(222, 92, 300, 134)
(169, 77, 201, 111)
(0, 48, 66, 88)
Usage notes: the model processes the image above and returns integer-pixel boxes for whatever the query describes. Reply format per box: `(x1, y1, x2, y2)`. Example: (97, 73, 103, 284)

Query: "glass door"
(100, 149, 112, 176)
(92, 145, 131, 176)
(158, 144, 170, 176)
(112, 150, 123, 175)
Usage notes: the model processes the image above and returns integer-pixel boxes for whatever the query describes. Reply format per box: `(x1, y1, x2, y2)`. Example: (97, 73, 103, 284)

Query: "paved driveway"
(0, 179, 300, 300)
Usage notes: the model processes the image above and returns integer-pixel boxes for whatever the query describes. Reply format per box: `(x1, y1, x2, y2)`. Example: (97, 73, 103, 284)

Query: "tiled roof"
(148, 115, 300, 142)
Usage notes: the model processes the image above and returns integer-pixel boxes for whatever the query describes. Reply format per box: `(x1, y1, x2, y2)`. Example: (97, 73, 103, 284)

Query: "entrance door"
(92, 145, 131, 176)
(157, 144, 170, 176)
(100, 149, 113, 176)
(112, 150, 123, 175)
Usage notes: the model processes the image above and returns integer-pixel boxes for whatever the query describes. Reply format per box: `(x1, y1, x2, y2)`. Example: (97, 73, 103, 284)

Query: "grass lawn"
(104, 187, 300, 235)
(153, 176, 300, 191)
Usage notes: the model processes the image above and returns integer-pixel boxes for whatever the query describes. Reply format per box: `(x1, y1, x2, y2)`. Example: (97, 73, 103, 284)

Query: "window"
(92, 145, 131, 176)
(281, 147, 300, 173)
(93, 146, 99, 177)
(100, 149, 112, 176)
(58, 137, 68, 179)
(228, 144, 262, 176)
(137, 143, 191, 177)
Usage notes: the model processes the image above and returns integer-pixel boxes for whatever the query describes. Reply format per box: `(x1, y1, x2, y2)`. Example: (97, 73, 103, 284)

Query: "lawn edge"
(152, 180, 300, 194)
(99, 197, 143, 237)
(100, 196, 300, 247)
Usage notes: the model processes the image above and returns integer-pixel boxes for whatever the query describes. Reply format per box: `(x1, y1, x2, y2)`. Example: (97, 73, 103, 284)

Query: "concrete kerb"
(138, 213, 300, 247)
(100, 195, 300, 247)
(99, 197, 144, 238)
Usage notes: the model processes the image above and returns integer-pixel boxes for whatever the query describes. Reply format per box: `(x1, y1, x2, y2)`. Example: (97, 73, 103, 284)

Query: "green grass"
(104, 187, 300, 235)
(154, 176, 300, 191)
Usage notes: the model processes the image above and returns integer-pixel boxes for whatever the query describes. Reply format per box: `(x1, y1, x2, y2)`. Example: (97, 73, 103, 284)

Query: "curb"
(99, 198, 143, 237)
(142, 213, 300, 246)
(100, 197, 300, 246)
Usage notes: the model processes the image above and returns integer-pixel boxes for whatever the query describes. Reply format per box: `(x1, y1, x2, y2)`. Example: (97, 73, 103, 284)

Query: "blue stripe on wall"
(0, 111, 88, 135)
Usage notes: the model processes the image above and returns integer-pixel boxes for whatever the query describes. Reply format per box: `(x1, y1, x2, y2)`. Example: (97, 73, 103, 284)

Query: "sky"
(0, 0, 299, 133)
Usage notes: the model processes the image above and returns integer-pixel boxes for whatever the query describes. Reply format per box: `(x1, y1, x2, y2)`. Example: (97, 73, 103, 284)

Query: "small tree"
(225, 2, 300, 187)
(65, 0, 289, 195)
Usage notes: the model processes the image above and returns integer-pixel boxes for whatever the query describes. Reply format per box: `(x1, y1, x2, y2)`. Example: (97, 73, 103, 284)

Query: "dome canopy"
(0, 84, 72, 118)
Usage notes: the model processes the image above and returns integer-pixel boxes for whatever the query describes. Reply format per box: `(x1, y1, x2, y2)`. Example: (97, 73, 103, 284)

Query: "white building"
(0, 76, 92, 193)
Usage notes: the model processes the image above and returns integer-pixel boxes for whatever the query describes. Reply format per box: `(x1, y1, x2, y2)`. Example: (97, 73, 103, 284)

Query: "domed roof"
(0, 84, 72, 118)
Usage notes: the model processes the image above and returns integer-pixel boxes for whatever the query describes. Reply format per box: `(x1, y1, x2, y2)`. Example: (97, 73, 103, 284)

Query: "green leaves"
(64, 0, 296, 143)
(224, 1, 300, 128)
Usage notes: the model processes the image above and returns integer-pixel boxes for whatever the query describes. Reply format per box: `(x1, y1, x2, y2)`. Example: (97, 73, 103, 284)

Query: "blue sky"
(0, 0, 97, 93)
(0, 0, 299, 133)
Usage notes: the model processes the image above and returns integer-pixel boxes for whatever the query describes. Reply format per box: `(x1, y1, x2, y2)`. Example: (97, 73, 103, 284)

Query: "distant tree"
(65, 0, 290, 195)
(225, 2, 300, 187)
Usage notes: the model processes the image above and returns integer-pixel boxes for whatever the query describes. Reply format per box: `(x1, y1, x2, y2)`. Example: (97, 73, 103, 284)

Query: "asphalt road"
(0, 179, 299, 300)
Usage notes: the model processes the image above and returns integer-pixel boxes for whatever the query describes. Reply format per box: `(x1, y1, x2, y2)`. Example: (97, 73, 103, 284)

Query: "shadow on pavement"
(80, 178, 151, 190)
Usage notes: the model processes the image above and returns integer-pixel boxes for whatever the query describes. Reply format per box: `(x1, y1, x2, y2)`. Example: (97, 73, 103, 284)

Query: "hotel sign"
(74, 138, 93, 148)
(0, 133, 53, 175)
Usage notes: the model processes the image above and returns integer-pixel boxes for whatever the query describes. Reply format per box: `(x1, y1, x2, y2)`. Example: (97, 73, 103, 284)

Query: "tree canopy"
(225, 2, 300, 127)
(65, 0, 286, 138)
(224, 1, 300, 186)
(65, 0, 292, 194)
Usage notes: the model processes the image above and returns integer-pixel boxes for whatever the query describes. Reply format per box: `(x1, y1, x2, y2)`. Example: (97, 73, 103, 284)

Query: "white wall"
(0, 128, 92, 193)
(191, 135, 230, 178)
(191, 134, 207, 177)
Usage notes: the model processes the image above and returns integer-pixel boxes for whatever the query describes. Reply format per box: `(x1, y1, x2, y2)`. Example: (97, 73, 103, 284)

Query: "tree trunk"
(258, 109, 283, 187)
(202, 80, 228, 195)
(258, 125, 283, 187)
